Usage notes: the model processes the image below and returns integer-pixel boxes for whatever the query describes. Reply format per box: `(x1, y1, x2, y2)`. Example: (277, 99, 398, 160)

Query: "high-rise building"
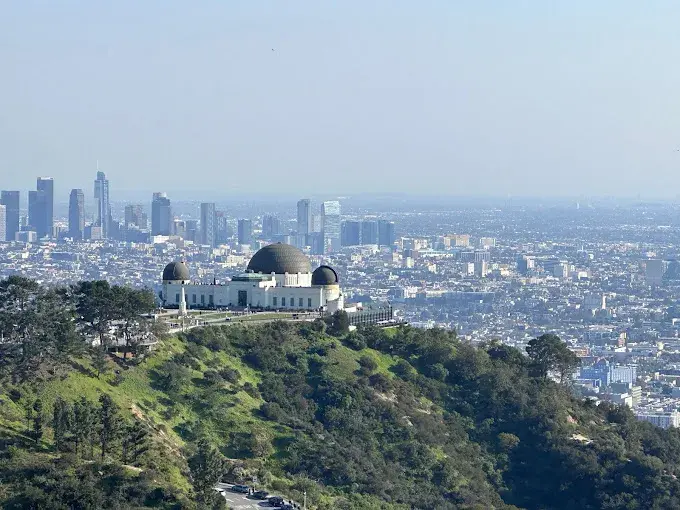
(341, 220, 361, 246)
(311, 214, 322, 233)
(173, 219, 186, 239)
(517, 255, 535, 275)
(215, 212, 229, 245)
(297, 199, 311, 236)
(361, 221, 379, 245)
(29, 177, 54, 238)
(645, 259, 665, 286)
(68, 189, 85, 240)
(28, 191, 38, 232)
(321, 201, 341, 253)
(0, 205, 6, 242)
(238, 218, 253, 245)
(0, 191, 20, 242)
(185, 219, 199, 243)
(378, 220, 395, 247)
(262, 215, 280, 239)
(94, 171, 110, 238)
(151, 192, 172, 236)
(124, 204, 147, 229)
(200, 202, 216, 247)
(479, 237, 496, 249)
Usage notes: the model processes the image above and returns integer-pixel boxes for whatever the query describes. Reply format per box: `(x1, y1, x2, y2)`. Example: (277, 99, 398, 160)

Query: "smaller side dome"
(312, 265, 339, 286)
(163, 261, 190, 281)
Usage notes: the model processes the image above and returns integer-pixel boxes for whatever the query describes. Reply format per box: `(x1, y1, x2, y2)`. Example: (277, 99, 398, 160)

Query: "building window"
(209, 295, 214, 305)
(192, 294, 196, 304)
(308, 298, 312, 308)
(201, 294, 205, 305)
(282, 297, 286, 306)
(290, 297, 294, 307)
(273, 297, 277, 307)
(299, 297, 303, 307)
(175, 293, 180, 303)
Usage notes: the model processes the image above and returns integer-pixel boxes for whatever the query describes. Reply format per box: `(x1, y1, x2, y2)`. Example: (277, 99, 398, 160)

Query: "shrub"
(260, 402, 284, 421)
(344, 332, 367, 351)
(358, 355, 378, 375)
(220, 367, 241, 384)
(242, 382, 260, 398)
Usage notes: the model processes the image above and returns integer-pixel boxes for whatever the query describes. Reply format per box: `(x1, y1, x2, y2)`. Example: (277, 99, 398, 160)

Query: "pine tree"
(52, 396, 73, 452)
(98, 394, 122, 460)
(188, 440, 228, 504)
(91, 347, 110, 379)
(122, 419, 149, 464)
(24, 400, 33, 435)
(73, 396, 97, 457)
(32, 399, 44, 444)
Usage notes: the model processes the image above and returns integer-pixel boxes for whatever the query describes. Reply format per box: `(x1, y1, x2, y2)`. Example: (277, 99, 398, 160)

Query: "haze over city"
(3, 1, 680, 198)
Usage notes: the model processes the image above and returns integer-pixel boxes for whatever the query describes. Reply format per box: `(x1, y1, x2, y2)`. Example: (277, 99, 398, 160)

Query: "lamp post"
(303, 491, 307, 510)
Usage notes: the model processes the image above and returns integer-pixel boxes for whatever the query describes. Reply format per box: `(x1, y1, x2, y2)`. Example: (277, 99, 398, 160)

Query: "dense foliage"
(3, 277, 680, 508)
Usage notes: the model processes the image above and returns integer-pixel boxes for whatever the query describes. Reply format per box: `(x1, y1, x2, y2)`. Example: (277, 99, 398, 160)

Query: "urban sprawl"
(2, 175, 680, 429)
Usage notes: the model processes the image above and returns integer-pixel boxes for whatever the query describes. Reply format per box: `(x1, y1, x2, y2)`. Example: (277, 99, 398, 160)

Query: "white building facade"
(160, 243, 344, 313)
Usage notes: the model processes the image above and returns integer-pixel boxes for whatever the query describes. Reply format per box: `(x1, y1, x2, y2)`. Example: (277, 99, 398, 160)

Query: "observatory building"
(160, 243, 344, 312)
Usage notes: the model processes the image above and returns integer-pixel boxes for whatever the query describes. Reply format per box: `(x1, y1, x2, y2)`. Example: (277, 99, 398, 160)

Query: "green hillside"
(4, 280, 680, 509)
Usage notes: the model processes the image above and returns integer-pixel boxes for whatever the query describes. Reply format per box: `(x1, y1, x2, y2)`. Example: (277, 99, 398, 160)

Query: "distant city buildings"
(124, 204, 147, 229)
(262, 215, 280, 239)
(151, 192, 172, 236)
(378, 220, 395, 247)
(0, 204, 5, 242)
(29, 177, 54, 238)
(0, 191, 20, 242)
(68, 189, 85, 240)
(321, 200, 341, 253)
(341, 220, 361, 247)
(297, 199, 311, 236)
(200, 202, 216, 247)
(340, 219, 388, 247)
(94, 171, 110, 238)
(238, 219, 253, 245)
(361, 220, 379, 245)
(645, 259, 665, 286)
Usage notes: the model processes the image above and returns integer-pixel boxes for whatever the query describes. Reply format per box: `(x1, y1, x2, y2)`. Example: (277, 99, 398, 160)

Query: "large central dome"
(247, 243, 312, 274)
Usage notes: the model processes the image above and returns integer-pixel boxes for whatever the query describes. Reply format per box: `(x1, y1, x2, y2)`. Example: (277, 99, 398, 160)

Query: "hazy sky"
(2, 1, 680, 199)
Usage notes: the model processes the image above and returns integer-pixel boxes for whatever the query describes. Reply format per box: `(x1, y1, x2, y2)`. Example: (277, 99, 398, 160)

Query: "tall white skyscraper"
(321, 200, 341, 253)
(94, 171, 110, 238)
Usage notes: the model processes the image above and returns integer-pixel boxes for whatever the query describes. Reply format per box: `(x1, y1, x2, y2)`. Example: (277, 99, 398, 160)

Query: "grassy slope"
(0, 330, 406, 506)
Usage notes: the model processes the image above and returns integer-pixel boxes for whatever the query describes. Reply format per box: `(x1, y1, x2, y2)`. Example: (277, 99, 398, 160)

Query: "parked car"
(268, 496, 285, 506)
(252, 490, 269, 499)
(230, 484, 250, 494)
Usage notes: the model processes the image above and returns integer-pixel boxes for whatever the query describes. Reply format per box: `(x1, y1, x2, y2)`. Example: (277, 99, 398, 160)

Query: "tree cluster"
(0, 276, 157, 382)
(183, 322, 680, 509)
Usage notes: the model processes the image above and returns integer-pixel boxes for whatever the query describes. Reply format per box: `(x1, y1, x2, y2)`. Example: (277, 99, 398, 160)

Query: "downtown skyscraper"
(297, 198, 311, 236)
(124, 204, 147, 229)
(200, 202, 216, 247)
(151, 192, 172, 236)
(321, 200, 341, 253)
(28, 177, 54, 238)
(238, 218, 253, 245)
(0, 205, 5, 243)
(0, 190, 20, 241)
(94, 171, 111, 238)
(68, 189, 85, 240)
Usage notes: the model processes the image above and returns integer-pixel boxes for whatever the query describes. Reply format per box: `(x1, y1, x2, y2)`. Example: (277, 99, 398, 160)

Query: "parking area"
(215, 483, 300, 510)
